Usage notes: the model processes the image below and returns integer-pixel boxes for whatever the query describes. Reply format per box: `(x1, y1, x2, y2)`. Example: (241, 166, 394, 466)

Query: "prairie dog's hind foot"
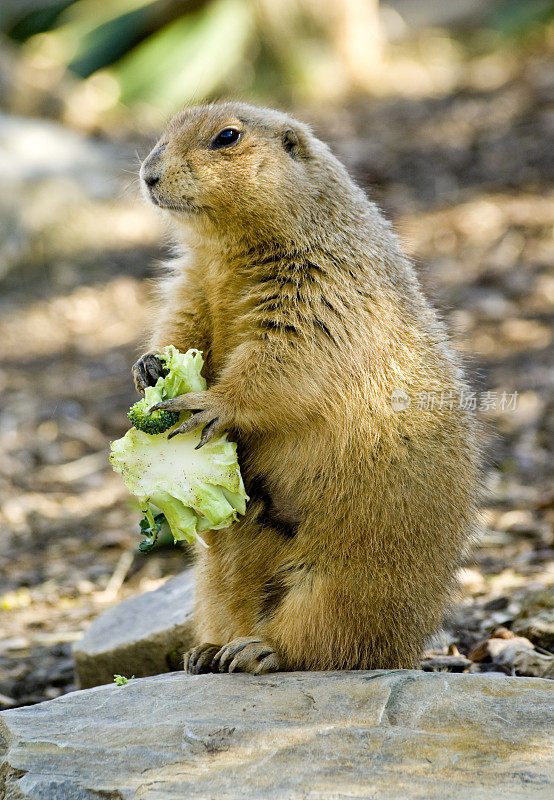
(184, 643, 221, 674)
(132, 352, 166, 394)
(212, 637, 281, 674)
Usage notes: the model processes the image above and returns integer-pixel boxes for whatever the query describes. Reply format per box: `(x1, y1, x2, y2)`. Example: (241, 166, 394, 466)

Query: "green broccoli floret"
(128, 399, 178, 434)
(128, 382, 179, 435)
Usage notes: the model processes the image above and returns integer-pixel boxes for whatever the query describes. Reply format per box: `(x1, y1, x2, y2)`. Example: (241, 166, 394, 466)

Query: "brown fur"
(136, 102, 479, 672)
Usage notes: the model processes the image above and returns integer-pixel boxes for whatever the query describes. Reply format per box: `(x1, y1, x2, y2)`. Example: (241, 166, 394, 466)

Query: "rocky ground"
(0, 42, 553, 708)
(2, 670, 552, 799)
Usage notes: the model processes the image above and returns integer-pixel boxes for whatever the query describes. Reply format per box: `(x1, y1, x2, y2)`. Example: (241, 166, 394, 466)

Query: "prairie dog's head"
(139, 102, 331, 241)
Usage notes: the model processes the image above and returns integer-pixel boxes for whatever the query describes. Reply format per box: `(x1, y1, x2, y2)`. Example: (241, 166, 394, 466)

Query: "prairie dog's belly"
(236, 425, 333, 532)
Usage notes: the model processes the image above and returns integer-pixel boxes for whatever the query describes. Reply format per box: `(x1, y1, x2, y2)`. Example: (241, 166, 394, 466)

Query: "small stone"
(0, 693, 16, 708)
(420, 654, 472, 671)
(73, 570, 194, 688)
(512, 587, 554, 651)
(469, 628, 554, 678)
(0, 637, 30, 653)
(470, 627, 525, 661)
(483, 596, 509, 612)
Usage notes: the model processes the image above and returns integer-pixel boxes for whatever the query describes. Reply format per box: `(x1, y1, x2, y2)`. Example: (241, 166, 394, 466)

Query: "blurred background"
(0, 0, 553, 706)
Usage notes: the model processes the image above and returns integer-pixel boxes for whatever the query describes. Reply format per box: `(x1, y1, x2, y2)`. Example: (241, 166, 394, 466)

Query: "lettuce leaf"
(110, 347, 248, 547)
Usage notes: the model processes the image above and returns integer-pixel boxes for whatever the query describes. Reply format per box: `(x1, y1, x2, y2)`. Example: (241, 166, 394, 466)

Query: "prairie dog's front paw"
(132, 352, 166, 394)
(149, 390, 231, 447)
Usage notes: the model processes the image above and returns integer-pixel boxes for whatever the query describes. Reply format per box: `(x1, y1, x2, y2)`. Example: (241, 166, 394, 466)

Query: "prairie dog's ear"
(281, 127, 305, 159)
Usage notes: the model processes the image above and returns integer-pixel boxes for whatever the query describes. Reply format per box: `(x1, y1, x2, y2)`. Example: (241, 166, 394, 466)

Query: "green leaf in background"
(3, 1, 76, 42)
(53, 0, 155, 48)
(68, 7, 153, 77)
(13, 0, 157, 72)
(112, 0, 253, 109)
(487, 0, 554, 37)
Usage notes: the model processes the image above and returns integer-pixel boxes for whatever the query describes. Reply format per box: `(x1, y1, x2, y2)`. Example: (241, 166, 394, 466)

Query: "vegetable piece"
(137, 508, 167, 552)
(110, 426, 247, 546)
(127, 346, 206, 435)
(159, 345, 207, 396)
(128, 382, 179, 434)
(113, 674, 134, 686)
(110, 347, 248, 548)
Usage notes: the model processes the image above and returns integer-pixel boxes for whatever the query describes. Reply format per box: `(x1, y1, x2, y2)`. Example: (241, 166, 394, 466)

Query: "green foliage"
(68, 4, 154, 77)
(5, 2, 552, 144)
(113, 673, 134, 685)
(137, 507, 167, 551)
(487, 0, 554, 38)
(5, 1, 75, 43)
(1, 0, 256, 112)
(113, 0, 253, 108)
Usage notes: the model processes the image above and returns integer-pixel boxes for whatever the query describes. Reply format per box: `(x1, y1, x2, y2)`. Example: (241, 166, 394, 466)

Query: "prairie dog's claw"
(196, 418, 221, 448)
(149, 393, 207, 413)
(211, 637, 281, 674)
(166, 411, 223, 444)
(149, 390, 228, 445)
(184, 643, 221, 674)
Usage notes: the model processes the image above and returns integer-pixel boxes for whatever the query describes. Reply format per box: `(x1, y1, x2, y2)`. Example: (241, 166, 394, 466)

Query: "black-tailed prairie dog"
(132, 102, 479, 673)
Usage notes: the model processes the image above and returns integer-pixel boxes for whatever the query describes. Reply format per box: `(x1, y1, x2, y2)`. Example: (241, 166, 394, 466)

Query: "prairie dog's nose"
(140, 144, 166, 187)
(143, 173, 159, 188)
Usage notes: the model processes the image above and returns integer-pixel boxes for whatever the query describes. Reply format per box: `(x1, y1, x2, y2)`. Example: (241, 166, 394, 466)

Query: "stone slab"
(1, 670, 553, 799)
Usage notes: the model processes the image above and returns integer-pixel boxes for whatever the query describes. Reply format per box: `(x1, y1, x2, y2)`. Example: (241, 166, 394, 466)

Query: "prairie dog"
(133, 102, 478, 673)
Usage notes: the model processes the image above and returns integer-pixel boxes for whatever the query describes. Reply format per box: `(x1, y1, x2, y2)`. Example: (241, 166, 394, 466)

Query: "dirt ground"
(1, 42, 553, 707)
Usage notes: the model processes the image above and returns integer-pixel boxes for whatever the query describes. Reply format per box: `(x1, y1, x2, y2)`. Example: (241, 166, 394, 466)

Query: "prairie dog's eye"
(210, 127, 241, 149)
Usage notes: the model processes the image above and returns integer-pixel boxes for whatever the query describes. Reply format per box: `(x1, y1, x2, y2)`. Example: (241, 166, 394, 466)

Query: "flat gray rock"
(73, 571, 195, 688)
(1, 670, 553, 799)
